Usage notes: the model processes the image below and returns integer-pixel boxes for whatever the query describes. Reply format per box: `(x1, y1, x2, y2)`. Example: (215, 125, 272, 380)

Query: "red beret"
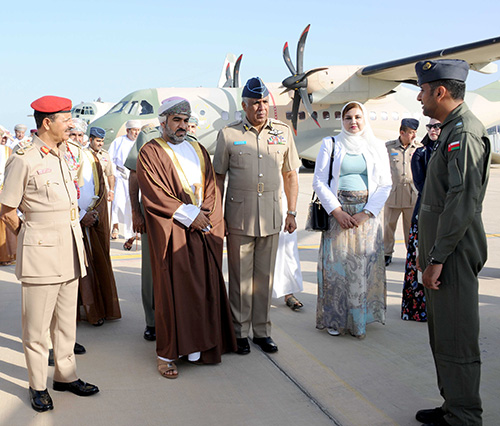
(31, 96, 72, 114)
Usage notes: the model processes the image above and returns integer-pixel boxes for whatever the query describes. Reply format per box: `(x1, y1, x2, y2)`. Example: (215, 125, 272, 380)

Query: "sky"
(1, 0, 499, 132)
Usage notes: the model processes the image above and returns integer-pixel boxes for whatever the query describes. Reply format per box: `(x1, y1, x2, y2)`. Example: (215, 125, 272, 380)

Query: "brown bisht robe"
(137, 138, 236, 363)
(78, 150, 121, 324)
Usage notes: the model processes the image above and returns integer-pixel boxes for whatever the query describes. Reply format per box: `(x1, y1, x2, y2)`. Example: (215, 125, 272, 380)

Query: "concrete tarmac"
(1, 166, 500, 426)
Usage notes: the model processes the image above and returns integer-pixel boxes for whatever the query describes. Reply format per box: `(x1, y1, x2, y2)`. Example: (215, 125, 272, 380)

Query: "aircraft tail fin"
(218, 53, 243, 88)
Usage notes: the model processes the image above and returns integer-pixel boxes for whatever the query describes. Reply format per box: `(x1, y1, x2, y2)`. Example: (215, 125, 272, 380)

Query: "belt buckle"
(70, 208, 77, 221)
(257, 183, 264, 193)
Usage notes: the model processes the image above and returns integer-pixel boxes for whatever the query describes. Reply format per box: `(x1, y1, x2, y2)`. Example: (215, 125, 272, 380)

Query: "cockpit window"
(108, 101, 128, 114)
(108, 100, 154, 116)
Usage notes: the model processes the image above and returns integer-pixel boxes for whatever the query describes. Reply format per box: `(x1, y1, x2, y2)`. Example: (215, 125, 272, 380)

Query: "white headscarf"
(336, 101, 382, 159)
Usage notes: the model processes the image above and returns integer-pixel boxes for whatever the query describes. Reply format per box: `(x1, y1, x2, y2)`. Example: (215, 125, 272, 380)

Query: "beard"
(164, 124, 186, 144)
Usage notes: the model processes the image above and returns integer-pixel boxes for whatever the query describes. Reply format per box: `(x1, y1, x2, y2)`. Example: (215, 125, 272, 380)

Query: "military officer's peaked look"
(414, 60, 490, 426)
(0, 96, 99, 413)
(214, 77, 301, 355)
(384, 118, 421, 265)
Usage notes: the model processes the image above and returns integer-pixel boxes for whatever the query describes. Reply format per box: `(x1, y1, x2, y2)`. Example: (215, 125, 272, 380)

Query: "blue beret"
(90, 127, 106, 138)
(242, 77, 269, 99)
(415, 59, 469, 86)
(401, 118, 419, 130)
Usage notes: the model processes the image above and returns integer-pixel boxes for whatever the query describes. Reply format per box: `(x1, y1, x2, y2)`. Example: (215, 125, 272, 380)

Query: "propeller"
(223, 54, 243, 88)
(281, 24, 327, 134)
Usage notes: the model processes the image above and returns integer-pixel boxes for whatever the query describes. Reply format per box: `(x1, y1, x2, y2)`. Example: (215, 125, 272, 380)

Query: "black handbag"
(305, 138, 335, 232)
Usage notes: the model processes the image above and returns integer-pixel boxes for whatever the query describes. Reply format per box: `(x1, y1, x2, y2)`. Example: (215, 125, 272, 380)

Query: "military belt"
(24, 208, 79, 222)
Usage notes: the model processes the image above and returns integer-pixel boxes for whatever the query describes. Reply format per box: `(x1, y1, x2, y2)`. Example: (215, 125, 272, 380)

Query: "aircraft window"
(298, 111, 306, 120)
(75, 108, 81, 114)
(381, 112, 388, 121)
(234, 111, 242, 121)
(286, 112, 292, 121)
(200, 110, 206, 116)
(369, 111, 377, 121)
(126, 101, 140, 115)
(334, 111, 341, 120)
(221, 111, 229, 121)
(392, 112, 399, 121)
(139, 100, 154, 115)
(109, 101, 128, 114)
(311, 111, 318, 121)
(323, 111, 330, 120)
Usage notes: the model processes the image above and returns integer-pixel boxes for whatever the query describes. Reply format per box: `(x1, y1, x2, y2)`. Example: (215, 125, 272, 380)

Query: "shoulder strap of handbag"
(327, 136, 335, 186)
(311, 137, 335, 202)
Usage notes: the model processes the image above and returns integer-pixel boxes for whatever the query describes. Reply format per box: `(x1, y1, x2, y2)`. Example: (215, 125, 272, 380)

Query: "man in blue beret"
(89, 127, 115, 202)
(384, 118, 421, 266)
(414, 59, 490, 426)
(213, 77, 301, 355)
(78, 127, 121, 328)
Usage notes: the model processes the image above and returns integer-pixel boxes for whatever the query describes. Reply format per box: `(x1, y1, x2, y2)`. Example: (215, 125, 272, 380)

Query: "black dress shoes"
(252, 336, 278, 353)
(53, 379, 99, 396)
(29, 387, 53, 412)
(236, 338, 250, 355)
(416, 407, 446, 424)
(74, 342, 86, 355)
(384, 256, 392, 266)
(143, 326, 156, 341)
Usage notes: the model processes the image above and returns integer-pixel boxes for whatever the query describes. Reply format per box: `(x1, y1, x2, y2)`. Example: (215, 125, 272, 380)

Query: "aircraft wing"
(359, 36, 500, 84)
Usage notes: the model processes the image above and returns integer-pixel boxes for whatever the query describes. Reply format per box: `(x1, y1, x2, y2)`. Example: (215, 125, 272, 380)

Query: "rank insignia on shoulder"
(234, 140, 247, 145)
(448, 141, 461, 152)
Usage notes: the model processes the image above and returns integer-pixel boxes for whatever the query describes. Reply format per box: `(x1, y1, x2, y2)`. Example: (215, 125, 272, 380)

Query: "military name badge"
(234, 140, 246, 145)
(448, 141, 461, 152)
(36, 168, 52, 175)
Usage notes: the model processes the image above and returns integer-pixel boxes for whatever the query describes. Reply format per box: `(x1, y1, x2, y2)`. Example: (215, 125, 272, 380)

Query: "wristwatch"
(287, 210, 297, 217)
(362, 209, 373, 218)
(427, 256, 442, 265)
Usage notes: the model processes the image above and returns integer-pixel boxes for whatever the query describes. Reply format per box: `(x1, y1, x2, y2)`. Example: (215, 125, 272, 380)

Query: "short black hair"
(34, 111, 56, 129)
(429, 79, 466, 101)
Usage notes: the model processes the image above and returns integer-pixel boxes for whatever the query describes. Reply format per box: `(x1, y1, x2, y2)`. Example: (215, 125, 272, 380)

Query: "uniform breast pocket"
(21, 224, 62, 277)
(229, 146, 252, 169)
(33, 174, 63, 203)
(267, 145, 284, 168)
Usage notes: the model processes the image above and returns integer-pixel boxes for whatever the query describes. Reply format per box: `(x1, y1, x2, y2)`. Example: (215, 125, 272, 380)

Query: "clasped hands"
(332, 207, 369, 229)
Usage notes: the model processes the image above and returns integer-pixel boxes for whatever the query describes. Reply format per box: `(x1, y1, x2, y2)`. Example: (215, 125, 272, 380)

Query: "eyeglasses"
(426, 123, 440, 130)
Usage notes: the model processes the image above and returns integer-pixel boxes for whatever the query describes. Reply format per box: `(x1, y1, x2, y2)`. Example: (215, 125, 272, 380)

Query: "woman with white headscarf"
(313, 101, 392, 338)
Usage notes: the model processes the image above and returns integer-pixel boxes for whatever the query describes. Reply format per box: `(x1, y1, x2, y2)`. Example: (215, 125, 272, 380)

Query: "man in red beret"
(0, 96, 99, 413)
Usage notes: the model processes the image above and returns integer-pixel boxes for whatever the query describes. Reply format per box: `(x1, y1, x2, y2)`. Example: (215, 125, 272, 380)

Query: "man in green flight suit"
(415, 59, 491, 426)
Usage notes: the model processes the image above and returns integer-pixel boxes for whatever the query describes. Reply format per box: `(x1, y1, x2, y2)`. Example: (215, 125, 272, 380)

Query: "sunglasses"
(426, 124, 441, 130)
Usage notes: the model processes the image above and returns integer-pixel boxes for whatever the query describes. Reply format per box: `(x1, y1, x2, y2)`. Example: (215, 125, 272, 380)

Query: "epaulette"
(15, 140, 34, 155)
(100, 148, 109, 154)
(228, 119, 243, 127)
(269, 118, 286, 126)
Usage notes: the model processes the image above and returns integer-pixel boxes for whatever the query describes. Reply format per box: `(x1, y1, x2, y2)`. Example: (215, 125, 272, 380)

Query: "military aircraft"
(90, 26, 500, 167)
(72, 99, 114, 125)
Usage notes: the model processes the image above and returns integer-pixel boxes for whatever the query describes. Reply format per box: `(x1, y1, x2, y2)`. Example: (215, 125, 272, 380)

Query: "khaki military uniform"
(213, 118, 300, 338)
(0, 135, 86, 391)
(384, 138, 420, 255)
(96, 148, 114, 178)
(418, 103, 490, 425)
